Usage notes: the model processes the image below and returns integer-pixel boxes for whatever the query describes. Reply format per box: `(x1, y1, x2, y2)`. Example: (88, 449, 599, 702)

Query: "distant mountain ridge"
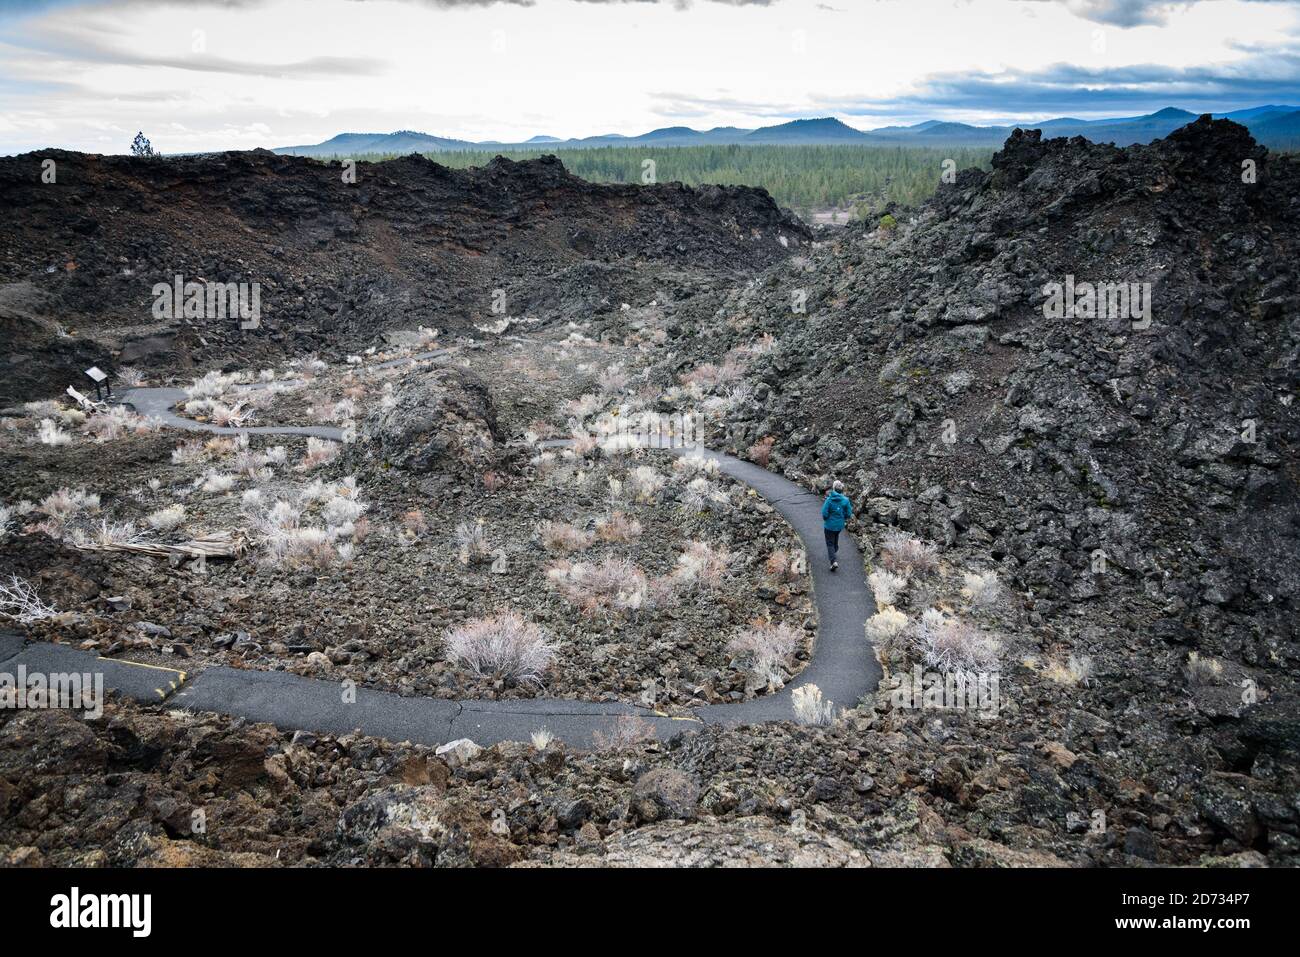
(275, 105, 1300, 156)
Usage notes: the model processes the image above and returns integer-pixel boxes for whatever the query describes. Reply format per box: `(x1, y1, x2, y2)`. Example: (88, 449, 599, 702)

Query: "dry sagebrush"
(443, 611, 557, 686)
(865, 607, 910, 675)
(546, 556, 649, 616)
(879, 530, 939, 577)
(536, 520, 593, 554)
(868, 569, 907, 607)
(727, 621, 803, 687)
(455, 520, 492, 565)
(595, 510, 642, 543)
(791, 684, 836, 726)
(1043, 654, 1094, 686)
(916, 608, 1001, 672)
(668, 540, 732, 593)
(960, 570, 1002, 608)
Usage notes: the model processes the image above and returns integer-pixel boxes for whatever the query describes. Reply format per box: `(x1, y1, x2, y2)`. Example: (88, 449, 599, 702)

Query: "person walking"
(821, 479, 852, 572)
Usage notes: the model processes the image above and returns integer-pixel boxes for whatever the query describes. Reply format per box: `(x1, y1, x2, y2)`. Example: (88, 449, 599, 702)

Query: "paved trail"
(8, 354, 879, 747)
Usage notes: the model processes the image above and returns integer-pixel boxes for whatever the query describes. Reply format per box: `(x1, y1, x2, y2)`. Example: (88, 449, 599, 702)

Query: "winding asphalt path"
(116, 348, 452, 441)
(9, 354, 879, 748)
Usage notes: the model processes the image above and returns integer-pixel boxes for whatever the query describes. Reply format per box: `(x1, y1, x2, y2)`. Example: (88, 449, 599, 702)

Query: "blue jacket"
(822, 491, 853, 531)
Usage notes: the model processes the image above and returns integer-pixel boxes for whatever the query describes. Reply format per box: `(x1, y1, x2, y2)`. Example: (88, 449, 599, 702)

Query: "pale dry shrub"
(298, 437, 340, 471)
(0, 575, 57, 623)
(184, 370, 240, 401)
(231, 446, 269, 476)
(77, 519, 141, 547)
(880, 530, 939, 577)
(628, 465, 666, 503)
(1187, 652, 1226, 686)
(546, 556, 649, 616)
(595, 510, 643, 543)
(37, 419, 72, 446)
(916, 608, 1000, 671)
(23, 400, 64, 418)
(599, 432, 640, 456)
(171, 440, 207, 466)
(597, 366, 629, 394)
(570, 429, 599, 457)
(204, 436, 238, 458)
(298, 478, 328, 503)
(1044, 654, 1094, 686)
(765, 549, 804, 583)
(209, 402, 249, 428)
(442, 610, 556, 685)
(866, 606, 909, 645)
(146, 504, 186, 532)
(792, 684, 835, 726)
(530, 728, 555, 751)
(592, 715, 656, 751)
(868, 569, 907, 607)
(323, 495, 367, 527)
(40, 488, 99, 523)
(866, 607, 910, 674)
(960, 570, 1002, 608)
(263, 499, 300, 531)
(530, 451, 559, 477)
(201, 472, 236, 494)
(680, 358, 743, 390)
(668, 540, 732, 592)
(84, 406, 140, 441)
(672, 452, 720, 478)
(727, 621, 802, 685)
(262, 526, 335, 569)
(311, 398, 356, 424)
(680, 477, 728, 511)
(116, 366, 146, 387)
(254, 499, 335, 569)
(563, 393, 601, 421)
(455, 520, 491, 565)
(748, 436, 774, 467)
(537, 520, 593, 553)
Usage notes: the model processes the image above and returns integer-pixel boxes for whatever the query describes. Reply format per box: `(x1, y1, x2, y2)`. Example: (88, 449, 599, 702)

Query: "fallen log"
(74, 530, 247, 560)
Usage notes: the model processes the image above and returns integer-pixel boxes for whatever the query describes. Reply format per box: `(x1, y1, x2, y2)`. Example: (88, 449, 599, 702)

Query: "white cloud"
(0, 0, 1297, 153)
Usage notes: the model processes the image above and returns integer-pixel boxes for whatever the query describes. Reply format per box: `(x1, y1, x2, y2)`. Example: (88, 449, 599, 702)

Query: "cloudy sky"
(1, 0, 1299, 154)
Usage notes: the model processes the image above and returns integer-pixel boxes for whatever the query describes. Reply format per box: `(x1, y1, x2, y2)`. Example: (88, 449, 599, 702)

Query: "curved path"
(117, 348, 452, 441)
(11, 356, 879, 748)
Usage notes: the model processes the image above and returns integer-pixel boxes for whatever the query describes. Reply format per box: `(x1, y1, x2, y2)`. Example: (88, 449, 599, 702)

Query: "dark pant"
(824, 529, 840, 564)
